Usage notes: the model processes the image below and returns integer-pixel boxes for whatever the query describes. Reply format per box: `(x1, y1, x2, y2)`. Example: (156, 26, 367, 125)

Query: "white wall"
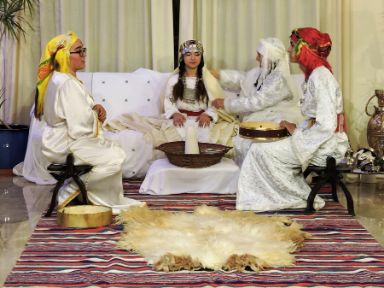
(344, 0, 384, 149)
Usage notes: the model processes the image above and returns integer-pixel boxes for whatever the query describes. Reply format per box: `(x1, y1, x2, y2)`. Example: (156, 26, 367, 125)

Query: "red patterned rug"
(4, 180, 384, 287)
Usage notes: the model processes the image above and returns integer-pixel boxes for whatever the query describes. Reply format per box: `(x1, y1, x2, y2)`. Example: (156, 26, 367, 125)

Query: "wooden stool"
(45, 154, 92, 217)
(304, 156, 355, 216)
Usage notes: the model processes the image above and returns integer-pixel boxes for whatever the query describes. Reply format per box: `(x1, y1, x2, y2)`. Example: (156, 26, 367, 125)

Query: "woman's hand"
(92, 104, 107, 123)
(211, 98, 224, 109)
(280, 120, 296, 135)
(197, 113, 211, 127)
(172, 112, 186, 127)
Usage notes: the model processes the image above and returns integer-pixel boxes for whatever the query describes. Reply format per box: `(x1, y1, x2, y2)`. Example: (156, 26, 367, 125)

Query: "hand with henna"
(92, 104, 107, 123)
(280, 120, 296, 135)
(196, 113, 211, 127)
(172, 112, 187, 127)
(211, 98, 224, 109)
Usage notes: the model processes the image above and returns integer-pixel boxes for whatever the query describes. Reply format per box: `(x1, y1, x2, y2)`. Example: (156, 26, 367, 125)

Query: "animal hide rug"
(117, 205, 310, 272)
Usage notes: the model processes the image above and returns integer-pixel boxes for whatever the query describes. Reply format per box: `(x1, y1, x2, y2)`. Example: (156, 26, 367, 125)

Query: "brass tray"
(239, 121, 289, 140)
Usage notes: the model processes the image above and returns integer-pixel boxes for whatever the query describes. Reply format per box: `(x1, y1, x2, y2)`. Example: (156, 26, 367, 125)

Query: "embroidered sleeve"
(292, 67, 338, 166)
(223, 70, 291, 114)
(219, 69, 246, 91)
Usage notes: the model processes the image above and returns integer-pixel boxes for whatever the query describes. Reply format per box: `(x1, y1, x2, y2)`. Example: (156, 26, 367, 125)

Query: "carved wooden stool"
(304, 156, 355, 216)
(45, 153, 92, 217)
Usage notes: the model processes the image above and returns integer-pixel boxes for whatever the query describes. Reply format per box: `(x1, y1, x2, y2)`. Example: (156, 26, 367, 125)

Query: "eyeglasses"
(70, 47, 87, 57)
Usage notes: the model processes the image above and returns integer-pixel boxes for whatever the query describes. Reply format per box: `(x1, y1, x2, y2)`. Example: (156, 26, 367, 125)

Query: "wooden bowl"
(57, 205, 112, 228)
(239, 121, 289, 140)
(156, 141, 232, 168)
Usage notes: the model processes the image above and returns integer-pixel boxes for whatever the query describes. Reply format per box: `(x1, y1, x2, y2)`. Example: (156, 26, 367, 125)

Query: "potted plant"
(0, 0, 36, 169)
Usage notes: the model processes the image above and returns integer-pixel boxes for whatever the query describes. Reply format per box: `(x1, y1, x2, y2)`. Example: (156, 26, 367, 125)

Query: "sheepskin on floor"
(117, 205, 310, 272)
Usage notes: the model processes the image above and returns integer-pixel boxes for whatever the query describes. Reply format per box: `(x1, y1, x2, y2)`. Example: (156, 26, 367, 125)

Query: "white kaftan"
(12, 107, 56, 185)
(220, 68, 303, 165)
(237, 66, 349, 212)
(164, 74, 218, 142)
(42, 71, 144, 214)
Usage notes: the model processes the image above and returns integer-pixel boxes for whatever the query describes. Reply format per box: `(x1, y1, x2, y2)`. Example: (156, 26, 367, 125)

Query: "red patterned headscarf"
(290, 27, 332, 80)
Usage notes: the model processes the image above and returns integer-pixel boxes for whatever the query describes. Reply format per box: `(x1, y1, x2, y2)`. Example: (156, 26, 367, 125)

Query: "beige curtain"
(3, 0, 384, 150)
(179, 0, 334, 72)
(341, 0, 384, 149)
(0, 6, 40, 125)
(1, 0, 174, 125)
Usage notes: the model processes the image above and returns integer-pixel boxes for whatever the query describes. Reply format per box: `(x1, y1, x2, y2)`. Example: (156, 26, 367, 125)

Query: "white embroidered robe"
(42, 71, 143, 214)
(236, 66, 349, 212)
(220, 68, 303, 165)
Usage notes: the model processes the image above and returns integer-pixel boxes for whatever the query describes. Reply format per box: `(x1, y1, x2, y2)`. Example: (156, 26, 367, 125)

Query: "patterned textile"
(4, 180, 384, 287)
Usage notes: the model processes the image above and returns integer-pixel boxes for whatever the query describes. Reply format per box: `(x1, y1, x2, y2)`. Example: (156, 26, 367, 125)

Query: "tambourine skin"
(239, 121, 289, 140)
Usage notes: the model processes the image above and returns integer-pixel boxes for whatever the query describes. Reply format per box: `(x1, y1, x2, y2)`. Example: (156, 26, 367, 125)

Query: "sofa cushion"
(91, 72, 154, 120)
(77, 69, 172, 120)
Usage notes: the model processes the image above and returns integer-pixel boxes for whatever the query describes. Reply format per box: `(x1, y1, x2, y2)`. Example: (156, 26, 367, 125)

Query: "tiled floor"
(0, 173, 384, 286)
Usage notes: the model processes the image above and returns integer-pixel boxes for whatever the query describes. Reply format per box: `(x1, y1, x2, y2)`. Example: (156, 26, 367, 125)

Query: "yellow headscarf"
(35, 31, 79, 118)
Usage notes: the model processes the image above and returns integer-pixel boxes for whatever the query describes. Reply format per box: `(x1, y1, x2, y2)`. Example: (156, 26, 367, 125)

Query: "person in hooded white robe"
(35, 32, 144, 214)
(211, 37, 303, 165)
(236, 28, 349, 212)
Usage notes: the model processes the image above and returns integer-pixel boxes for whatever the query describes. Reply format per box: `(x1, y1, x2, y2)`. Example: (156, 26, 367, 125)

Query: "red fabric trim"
(179, 109, 205, 117)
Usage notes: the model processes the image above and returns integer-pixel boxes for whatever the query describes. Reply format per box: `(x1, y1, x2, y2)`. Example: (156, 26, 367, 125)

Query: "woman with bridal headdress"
(211, 37, 302, 164)
(163, 40, 235, 143)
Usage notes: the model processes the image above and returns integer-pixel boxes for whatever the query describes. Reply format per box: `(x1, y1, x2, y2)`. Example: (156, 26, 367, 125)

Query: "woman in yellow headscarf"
(36, 32, 144, 214)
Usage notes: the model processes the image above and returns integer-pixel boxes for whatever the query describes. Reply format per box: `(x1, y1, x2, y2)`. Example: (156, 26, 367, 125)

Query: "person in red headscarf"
(236, 27, 349, 212)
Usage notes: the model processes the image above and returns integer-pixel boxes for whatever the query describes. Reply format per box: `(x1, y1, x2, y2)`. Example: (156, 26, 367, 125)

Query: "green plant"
(0, 0, 36, 41)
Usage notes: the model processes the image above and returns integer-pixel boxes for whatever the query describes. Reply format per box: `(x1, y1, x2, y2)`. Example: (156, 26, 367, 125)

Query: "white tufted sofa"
(78, 68, 170, 121)
(77, 68, 172, 179)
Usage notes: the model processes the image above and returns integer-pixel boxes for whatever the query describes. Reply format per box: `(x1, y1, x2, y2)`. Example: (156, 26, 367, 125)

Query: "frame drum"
(239, 121, 289, 140)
